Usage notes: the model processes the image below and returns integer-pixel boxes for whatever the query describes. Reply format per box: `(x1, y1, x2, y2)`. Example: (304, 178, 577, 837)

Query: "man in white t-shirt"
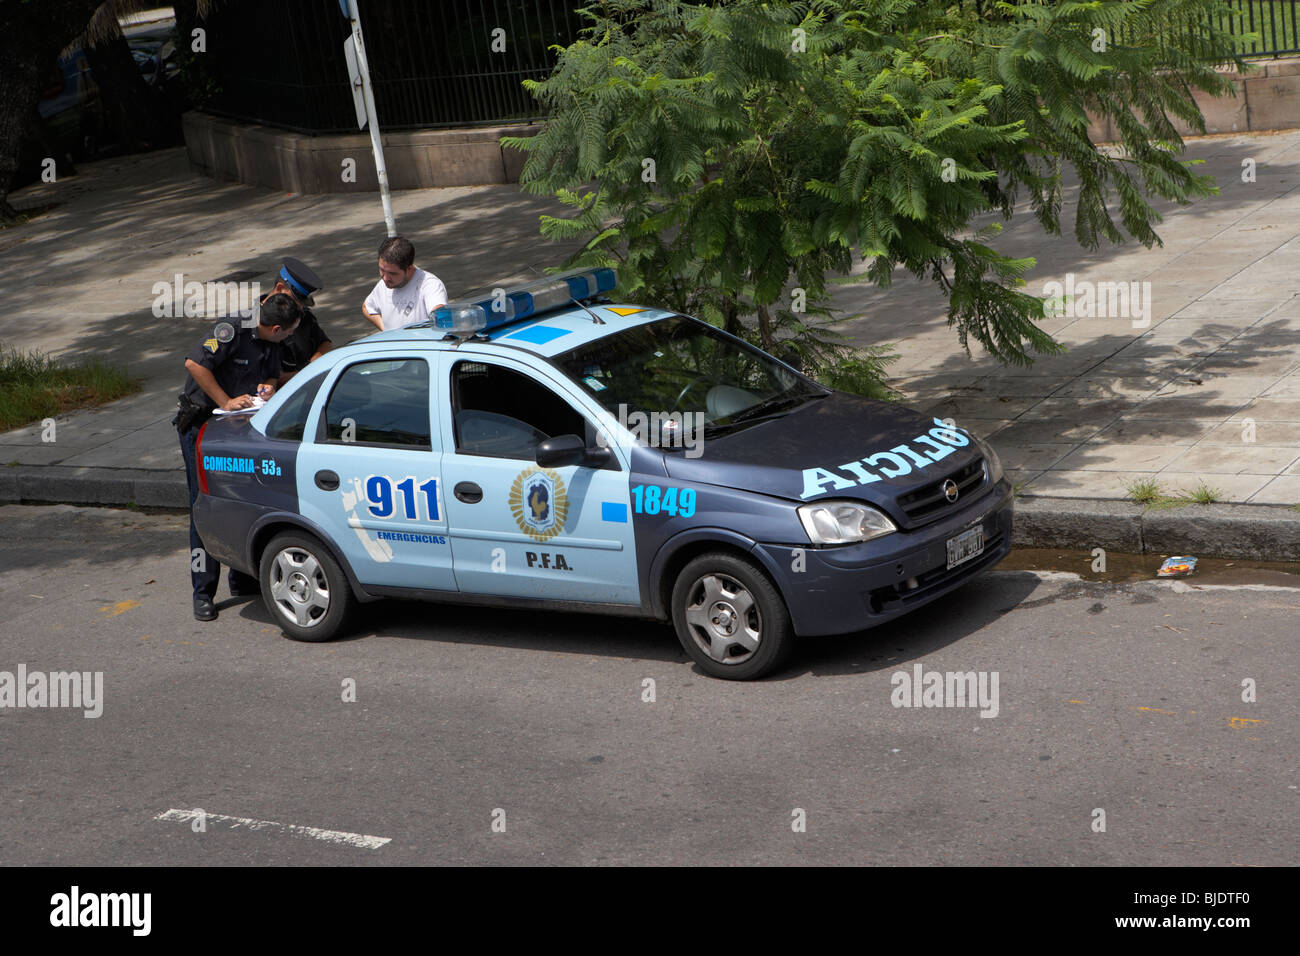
(362, 236, 448, 331)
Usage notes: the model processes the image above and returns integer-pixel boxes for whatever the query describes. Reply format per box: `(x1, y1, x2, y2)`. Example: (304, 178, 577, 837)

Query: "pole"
(346, 0, 396, 237)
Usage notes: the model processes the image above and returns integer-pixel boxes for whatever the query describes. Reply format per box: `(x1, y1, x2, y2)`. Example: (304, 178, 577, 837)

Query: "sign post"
(342, 0, 396, 237)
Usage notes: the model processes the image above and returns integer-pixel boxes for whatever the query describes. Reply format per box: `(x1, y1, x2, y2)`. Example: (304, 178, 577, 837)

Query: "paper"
(212, 397, 266, 416)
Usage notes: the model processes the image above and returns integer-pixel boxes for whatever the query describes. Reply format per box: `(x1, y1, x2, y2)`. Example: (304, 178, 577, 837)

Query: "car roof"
(353, 303, 676, 359)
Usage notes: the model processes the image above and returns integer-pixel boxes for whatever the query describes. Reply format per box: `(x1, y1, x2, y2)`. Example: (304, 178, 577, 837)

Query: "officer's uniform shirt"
(280, 307, 330, 376)
(183, 319, 283, 411)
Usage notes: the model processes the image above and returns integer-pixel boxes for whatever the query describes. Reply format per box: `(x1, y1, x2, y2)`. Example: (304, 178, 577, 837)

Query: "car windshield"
(554, 315, 828, 442)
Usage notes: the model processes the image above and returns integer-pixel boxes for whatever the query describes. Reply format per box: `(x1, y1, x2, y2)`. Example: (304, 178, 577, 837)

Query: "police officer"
(175, 293, 302, 621)
(269, 256, 334, 382)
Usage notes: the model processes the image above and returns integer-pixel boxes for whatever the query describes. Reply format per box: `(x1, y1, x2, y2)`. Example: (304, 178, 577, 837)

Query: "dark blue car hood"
(661, 392, 985, 506)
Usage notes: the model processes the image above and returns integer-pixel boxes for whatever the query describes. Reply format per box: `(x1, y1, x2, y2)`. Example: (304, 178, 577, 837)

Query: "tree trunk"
(756, 303, 774, 351)
(0, 47, 51, 221)
(0, 0, 104, 220)
(721, 295, 743, 339)
(84, 29, 174, 150)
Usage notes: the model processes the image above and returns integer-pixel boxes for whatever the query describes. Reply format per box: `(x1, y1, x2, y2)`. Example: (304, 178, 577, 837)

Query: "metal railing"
(1221, 0, 1300, 55)
(195, 0, 1300, 136)
(199, 0, 584, 134)
(1110, 0, 1300, 58)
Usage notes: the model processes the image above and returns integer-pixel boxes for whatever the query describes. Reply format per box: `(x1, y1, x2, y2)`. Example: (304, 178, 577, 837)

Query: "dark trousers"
(178, 423, 257, 600)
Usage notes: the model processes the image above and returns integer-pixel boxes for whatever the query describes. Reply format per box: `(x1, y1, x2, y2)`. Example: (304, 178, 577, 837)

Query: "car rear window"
(320, 358, 432, 449)
(265, 370, 327, 443)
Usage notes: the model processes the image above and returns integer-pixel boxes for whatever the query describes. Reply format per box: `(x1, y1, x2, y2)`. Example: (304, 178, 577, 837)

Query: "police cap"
(279, 257, 324, 303)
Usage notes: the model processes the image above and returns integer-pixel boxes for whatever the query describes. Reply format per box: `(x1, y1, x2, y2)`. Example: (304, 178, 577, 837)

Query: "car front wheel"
(260, 532, 354, 642)
(670, 551, 793, 680)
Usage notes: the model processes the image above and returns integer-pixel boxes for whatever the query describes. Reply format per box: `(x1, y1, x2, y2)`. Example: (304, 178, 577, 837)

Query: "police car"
(192, 269, 1013, 680)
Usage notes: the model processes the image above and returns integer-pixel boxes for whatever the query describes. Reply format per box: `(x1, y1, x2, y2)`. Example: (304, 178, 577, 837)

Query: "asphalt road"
(0, 504, 1295, 866)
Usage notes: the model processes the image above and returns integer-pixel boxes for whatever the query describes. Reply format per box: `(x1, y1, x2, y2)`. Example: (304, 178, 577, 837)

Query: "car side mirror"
(536, 434, 612, 469)
(536, 434, 585, 467)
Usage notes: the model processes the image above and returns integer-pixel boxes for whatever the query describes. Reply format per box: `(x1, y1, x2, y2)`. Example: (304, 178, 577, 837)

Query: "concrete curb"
(4, 465, 1297, 560)
(1012, 495, 1300, 561)
(0, 466, 188, 510)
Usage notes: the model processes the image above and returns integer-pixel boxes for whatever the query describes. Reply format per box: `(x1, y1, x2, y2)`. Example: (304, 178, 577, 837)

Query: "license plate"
(946, 526, 985, 570)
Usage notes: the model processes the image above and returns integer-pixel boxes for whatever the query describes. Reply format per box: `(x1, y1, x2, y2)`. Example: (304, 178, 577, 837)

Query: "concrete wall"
(183, 112, 542, 193)
(1087, 57, 1300, 142)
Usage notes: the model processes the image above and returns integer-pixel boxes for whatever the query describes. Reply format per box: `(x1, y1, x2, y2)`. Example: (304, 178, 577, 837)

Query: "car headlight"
(797, 500, 897, 545)
(976, 437, 1004, 484)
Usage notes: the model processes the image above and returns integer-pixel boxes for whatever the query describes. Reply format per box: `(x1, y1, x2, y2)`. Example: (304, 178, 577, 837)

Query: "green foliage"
(175, 46, 221, 109)
(0, 342, 138, 431)
(1125, 478, 1165, 505)
(1180, 480, 1223, 504)
(506, 0, 1245, 394)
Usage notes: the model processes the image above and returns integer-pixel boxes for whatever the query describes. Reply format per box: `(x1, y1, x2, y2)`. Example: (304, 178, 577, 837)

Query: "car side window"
(451, 360, 589, 460)
(320, 358, 431, 449)
(265, 370, 327, 442)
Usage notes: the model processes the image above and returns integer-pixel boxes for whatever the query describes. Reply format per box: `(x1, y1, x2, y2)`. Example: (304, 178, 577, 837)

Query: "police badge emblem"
(509, 467, 569, 542)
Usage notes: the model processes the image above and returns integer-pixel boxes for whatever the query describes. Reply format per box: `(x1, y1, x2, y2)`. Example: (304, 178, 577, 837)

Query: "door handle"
(454, 481, 482, 503)
(315, 469, 339, 491)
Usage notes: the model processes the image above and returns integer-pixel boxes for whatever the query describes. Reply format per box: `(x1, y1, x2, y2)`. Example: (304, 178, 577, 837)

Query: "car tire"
(259, 532, 354, 643)
(670, 551, 794, 680)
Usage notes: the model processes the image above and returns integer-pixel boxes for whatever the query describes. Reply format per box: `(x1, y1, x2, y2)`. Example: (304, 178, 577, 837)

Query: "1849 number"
(631, 484, 696, 517)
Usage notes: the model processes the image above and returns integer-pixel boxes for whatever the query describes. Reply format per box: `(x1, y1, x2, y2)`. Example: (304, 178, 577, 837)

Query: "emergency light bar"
(433, 268, 617, 334)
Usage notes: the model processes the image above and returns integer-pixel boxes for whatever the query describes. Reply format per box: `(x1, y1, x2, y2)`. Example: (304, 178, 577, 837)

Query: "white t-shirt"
(364, 267, 448, 330)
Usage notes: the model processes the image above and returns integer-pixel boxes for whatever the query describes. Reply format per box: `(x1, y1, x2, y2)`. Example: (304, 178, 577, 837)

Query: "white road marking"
(155, 808, 390, 849)
(1165, 580, 1300, 593)
(1009, 571, 1082, 582)
(993, 570, 1300, 592)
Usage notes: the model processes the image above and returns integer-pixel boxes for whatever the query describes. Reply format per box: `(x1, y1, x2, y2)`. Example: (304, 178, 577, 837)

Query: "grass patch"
(1181, 480, 1224, 504)
(0, 343, 140, 432)
(1129, 477, 1228, 508)
(1, 202, 59, 230)
(1125, 478, 1166, 505)
(1125, 478, 1193, 510)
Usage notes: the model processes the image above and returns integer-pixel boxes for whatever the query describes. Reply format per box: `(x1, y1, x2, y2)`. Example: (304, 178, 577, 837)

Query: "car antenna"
(573, 297, 605, 325)
(526, 263, 605, 325)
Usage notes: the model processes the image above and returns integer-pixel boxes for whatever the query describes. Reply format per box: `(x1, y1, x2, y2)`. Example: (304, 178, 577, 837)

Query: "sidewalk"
(2, 140, 1299, 559)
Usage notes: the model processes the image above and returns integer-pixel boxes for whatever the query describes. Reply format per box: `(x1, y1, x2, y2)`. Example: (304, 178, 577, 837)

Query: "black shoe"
(228, 574, 259, 598)
(194, 596, 217, 621)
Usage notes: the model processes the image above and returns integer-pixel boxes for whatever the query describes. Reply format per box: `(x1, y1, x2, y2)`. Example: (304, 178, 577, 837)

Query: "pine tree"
(505, 0, 1245, 392)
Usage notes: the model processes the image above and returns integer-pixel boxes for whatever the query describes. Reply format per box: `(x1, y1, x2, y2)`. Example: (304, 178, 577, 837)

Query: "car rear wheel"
(670, 551, 793, 680)
(260, 532, 353, 642)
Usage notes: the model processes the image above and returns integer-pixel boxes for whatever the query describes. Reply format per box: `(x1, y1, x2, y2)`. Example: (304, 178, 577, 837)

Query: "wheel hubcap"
(269, 547, 330, 628)
(684, 573, 761, 664)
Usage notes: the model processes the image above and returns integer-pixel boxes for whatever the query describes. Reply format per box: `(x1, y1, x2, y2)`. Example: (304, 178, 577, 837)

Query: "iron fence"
(1106, 0, 1300, 58)
(1218, 0, 1300, 55)
(198, 0, 584, 134)
(195, 1, 1300, 136)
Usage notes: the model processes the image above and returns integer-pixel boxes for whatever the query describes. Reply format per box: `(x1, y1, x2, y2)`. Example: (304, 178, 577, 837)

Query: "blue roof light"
(433, 267, 617, 334)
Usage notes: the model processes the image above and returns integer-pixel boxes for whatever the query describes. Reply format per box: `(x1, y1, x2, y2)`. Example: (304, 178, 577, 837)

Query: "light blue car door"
(437, 351, 639, 606)
(295, 352, 455, 591)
